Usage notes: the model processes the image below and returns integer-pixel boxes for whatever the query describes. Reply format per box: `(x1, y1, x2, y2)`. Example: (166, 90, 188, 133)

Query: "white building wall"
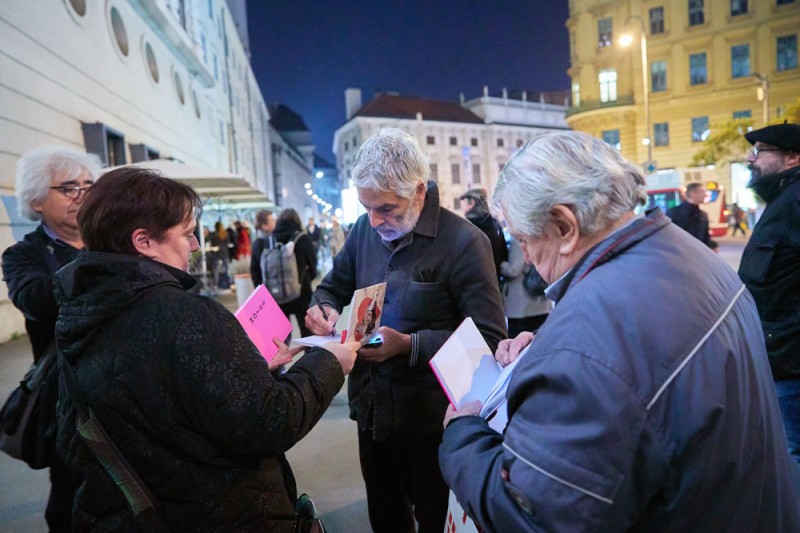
(0, 0, 276, 341)
(333, 101, 568, 219)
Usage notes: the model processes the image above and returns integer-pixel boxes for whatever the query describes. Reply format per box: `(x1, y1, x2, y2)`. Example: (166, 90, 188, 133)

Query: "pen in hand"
(314, 295, 336, 336)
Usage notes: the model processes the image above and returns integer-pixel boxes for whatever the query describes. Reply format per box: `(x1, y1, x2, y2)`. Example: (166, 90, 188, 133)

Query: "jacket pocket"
(403, 282, 452, 322)
(740, 239, 778, 283)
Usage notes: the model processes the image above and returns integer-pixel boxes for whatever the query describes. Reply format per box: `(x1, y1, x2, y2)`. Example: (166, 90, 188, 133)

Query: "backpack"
(260, 232, 304, 304)
(0, 341, 59, 469)
(522, 265, 548, 297)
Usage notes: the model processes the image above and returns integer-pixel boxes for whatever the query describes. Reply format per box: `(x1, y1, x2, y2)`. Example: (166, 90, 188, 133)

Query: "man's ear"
(550, 205, 580, 255)
(131, 228, 152, 256)
(785, 151, 800, 170)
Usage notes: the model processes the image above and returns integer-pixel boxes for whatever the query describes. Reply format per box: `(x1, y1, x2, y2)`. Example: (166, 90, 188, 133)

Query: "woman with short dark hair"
(54, 167, 359, 531)
(272, 208, 317, 337)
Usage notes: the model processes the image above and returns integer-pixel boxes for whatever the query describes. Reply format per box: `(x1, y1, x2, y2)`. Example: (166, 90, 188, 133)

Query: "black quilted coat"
(53, 252, 344, 531)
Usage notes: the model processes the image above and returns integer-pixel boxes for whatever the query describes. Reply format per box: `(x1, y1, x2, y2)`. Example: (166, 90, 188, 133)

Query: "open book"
(429, 317, 529, 420)
(293, 282, 387, 347)
(234, 284, 293, 363)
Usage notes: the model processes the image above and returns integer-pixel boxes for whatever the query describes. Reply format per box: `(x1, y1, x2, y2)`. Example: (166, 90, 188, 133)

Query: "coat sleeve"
(170, 299, 344, 458)
(417, 227, 507, 359)
(250, 238, 264, 286)
(439, 350, 667, 531)
(1, 239, 59, 323)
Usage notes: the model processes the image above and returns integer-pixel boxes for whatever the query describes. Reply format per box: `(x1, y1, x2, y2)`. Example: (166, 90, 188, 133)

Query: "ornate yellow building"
(565, 0, 799, 194)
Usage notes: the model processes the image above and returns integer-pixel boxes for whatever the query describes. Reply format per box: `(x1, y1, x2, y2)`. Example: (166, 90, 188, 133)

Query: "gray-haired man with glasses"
(739, 121, 800, 463)
(1, 146, 101, 530)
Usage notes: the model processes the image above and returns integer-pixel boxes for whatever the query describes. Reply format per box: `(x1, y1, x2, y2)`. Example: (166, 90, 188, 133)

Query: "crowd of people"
(1, 122, 799, 531)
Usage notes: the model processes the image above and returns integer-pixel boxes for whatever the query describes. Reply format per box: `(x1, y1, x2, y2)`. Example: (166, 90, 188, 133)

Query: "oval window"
(173, 70, 185, 105)
(145, 42, 159, 83)
(69, 0, 87, 17)
(110, 7, 128, 57)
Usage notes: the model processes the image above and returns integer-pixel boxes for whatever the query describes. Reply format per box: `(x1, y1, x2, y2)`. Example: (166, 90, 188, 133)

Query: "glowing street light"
(619, 16, 652, 168)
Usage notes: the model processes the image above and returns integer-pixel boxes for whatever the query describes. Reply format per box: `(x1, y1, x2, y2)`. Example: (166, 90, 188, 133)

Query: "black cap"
(744, 121, 800, 152)
(459, 188, 487, 201)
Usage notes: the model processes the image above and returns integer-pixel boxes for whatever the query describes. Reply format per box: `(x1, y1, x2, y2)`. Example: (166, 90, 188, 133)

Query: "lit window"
(598, 18, 613, 48)
(651, 61, 667, 92)
(472, 164, 481, 184)
(689, 0, 705, 26)
(451, 164, 461, 185)
(572, 82, 581, 107)
(731, 44, 750, 78)
(777, 34, 798, 71)
(654, 123, 669, 146)
(730, 0, 747, 16)
(602, 129, 621, 151)
(599, 69, 618, 102)
(649, 7, 664, 35)
(691, 116, 709, 142)
(689, 53, 707, 85)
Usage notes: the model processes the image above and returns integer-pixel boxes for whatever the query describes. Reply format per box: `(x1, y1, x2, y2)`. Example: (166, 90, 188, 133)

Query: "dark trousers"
(508, 314, 549, 339)
(358, 430, 449, 533)
(775, 379, 800, 464)
(46, 457, 73, 532)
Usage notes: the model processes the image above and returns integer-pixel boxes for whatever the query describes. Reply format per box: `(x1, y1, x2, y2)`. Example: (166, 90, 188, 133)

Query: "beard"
(376, 203, 422, 241)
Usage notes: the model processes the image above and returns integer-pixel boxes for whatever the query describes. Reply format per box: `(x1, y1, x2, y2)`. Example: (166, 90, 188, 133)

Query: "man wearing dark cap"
(738, 121, 800, 463)
(460, 188, 508, 282)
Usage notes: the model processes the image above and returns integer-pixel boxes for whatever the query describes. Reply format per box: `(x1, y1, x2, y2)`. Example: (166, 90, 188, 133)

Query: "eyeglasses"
(50, 185, 92, 199)
(750, 146, 782, 159)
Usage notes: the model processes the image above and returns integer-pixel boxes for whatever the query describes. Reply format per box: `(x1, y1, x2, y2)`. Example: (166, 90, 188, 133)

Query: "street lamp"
(753, 73, 769, 125)
(619, 16, 652, 169)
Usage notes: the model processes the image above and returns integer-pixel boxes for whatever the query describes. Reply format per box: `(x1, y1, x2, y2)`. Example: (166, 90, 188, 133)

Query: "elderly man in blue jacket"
(439, 131, 800, 531)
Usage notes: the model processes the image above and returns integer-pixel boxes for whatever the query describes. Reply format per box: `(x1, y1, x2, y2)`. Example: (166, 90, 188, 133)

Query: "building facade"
(565, 0, 800, 196)
(333, 88, 569, 215)
(0, 0, 310, 341)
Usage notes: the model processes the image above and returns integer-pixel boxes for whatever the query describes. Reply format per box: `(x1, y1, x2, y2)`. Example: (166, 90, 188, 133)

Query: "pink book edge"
(429, 360, 458, 409)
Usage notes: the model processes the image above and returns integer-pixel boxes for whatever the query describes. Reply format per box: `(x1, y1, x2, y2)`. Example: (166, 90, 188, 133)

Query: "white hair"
(352, 128, 429, 199)
(492, 131, 646, 238)
(15, 146, 103, 221)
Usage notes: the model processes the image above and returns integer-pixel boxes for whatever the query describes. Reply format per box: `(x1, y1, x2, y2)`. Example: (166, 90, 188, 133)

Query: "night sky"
(246, 1, 571, 163)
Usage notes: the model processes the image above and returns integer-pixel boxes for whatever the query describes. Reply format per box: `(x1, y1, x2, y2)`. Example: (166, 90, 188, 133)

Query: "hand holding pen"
(305, 295, 339, 337)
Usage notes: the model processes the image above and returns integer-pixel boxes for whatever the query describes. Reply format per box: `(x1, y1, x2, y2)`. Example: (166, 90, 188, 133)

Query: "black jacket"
(2, 224, 81, 361)
(53, 253, 343, 531)
(465, 205, 508, 279)
(739, 166, 800, 380)
(666, 201, 711, 247)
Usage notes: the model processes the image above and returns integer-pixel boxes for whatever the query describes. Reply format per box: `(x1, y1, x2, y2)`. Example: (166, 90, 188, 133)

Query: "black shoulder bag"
(0, 341, 59, 469)
(60, 355, 170, 532)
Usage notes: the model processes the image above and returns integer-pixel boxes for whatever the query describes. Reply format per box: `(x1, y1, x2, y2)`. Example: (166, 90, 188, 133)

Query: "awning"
(106, 159, 274, 205)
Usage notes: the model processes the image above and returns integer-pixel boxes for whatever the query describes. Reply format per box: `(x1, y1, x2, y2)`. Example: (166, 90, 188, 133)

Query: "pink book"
(234, 284, 292, 363)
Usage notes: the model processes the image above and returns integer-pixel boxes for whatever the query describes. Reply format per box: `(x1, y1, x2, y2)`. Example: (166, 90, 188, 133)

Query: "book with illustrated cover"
(292, 282, 387, 347)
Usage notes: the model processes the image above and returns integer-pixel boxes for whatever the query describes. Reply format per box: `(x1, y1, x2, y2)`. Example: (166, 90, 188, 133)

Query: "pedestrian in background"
(234, 220, 252, 260)
(1, 146, 102, 531)
(273, 208, 317, 337)
(500, 238, 552, 338)
(666, 182, 715, 248)
(739, 122, 800, 463)
(250, 209, 275, 287)
(328, 215, 346, 259)
(208, 221, 232, 290)
(730, 203, 747, 236)
(460, 188, 508, 283)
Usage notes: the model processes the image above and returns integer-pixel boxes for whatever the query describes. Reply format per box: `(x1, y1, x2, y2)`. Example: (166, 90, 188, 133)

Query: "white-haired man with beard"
(438, 130, 800, 531)
(306, 128, 506, 532)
